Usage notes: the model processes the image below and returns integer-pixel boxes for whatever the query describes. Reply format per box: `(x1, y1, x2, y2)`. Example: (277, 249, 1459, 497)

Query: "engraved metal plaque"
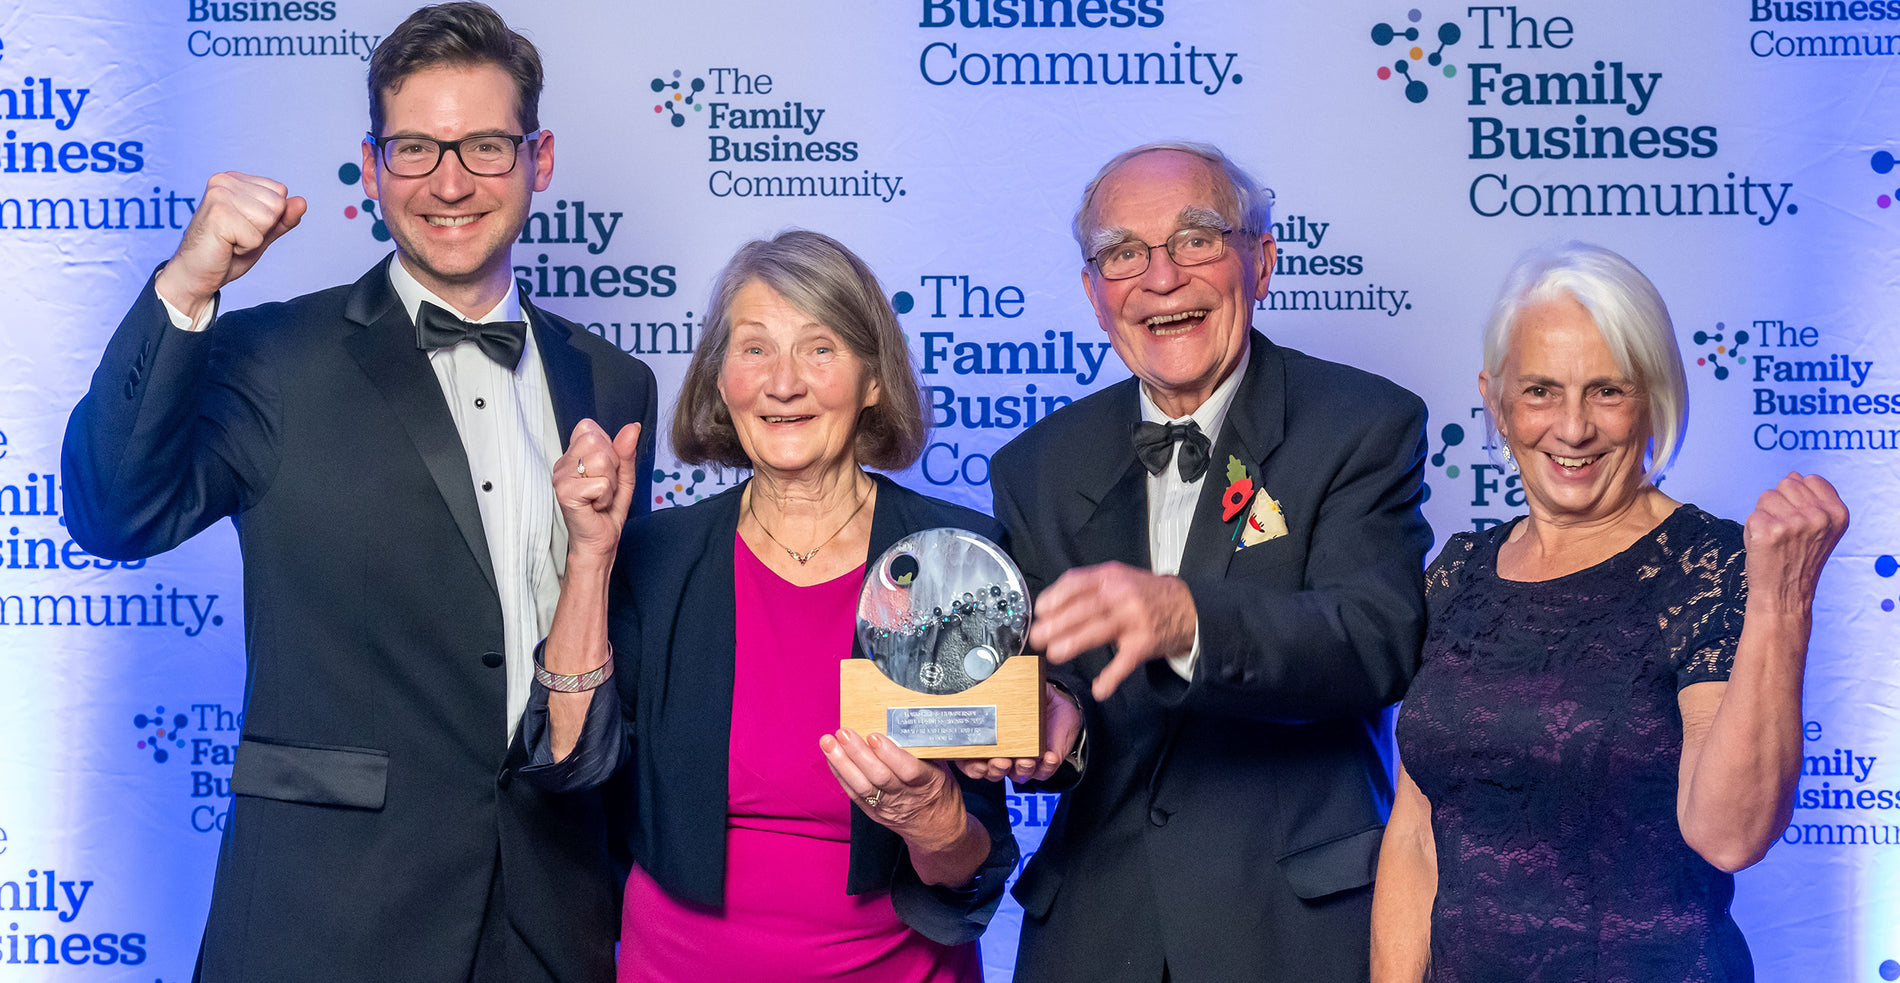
(886, 705, 999, 748)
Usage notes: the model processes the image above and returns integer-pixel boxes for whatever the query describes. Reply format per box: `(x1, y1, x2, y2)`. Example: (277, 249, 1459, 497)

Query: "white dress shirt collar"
(1138, 341, 1251, 435)
(386, 254, 525, 328)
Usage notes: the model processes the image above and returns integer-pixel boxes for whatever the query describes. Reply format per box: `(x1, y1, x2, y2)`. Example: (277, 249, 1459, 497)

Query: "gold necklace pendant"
(750, 478, 870, 566)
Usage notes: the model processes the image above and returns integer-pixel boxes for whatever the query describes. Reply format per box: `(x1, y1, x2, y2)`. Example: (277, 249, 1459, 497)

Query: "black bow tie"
(414, 300, 527, 370)
(1133, 420, 1211, 482)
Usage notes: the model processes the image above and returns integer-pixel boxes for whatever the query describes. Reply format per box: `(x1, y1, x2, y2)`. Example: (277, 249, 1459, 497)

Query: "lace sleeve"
(1658, 515, 1748, 689)
(1425, 531, 1480, 601)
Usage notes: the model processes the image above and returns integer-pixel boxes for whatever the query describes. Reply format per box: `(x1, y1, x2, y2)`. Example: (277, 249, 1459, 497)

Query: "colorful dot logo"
(133, 707, 190, 764)
(336, 162, 389, 242)
(1430, 422, 1467, 477)
(1877, 554, 1897, 612)
(652, 71, 706, 127)
(1692, 321, 1749, 380)
(1872, 150, 1900, 209)
(1420, 421, 1471, 504)
(1371, 10, 1460, 104)
(654, 464, 711, 507)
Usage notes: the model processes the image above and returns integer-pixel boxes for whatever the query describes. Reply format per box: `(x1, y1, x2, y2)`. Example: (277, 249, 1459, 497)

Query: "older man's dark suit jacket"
(62, 257, 656, 983)
(990, 332, 1430, 983)
(524, 473, 1019, 945)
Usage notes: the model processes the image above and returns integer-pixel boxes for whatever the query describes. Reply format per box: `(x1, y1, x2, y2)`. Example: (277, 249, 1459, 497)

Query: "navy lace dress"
(1396, 505, 1753, 983)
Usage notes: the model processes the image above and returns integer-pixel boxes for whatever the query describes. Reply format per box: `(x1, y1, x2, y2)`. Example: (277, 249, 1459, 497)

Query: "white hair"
(1481, 241, 1688, 483)
(1072, 141, 1275, 262)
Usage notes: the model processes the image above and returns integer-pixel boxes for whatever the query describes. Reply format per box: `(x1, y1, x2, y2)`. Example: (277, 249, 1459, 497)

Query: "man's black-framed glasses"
(366, 132, 538, 178)
(1090, 226, 1234, 281)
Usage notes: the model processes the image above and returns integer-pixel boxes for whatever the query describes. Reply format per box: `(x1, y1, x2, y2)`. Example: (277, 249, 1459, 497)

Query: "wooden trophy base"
(840, 654, 1044, 759)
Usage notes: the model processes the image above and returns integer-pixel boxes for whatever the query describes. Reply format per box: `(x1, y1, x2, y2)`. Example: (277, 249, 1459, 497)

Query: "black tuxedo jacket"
(62, 258, 657, 983)
(991, 332, 1430, 983)
(524, 474, 1019, 946)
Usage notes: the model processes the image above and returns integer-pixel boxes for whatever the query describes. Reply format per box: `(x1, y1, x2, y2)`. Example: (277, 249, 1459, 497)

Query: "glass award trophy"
(844, 528, 1044, 759)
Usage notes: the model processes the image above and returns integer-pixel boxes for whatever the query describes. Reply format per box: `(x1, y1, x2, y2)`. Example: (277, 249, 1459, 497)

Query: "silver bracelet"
(535, 648, 614, 693)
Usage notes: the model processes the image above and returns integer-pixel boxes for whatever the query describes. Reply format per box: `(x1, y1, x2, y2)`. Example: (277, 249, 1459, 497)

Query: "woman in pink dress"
(522, 230, 1017, 982)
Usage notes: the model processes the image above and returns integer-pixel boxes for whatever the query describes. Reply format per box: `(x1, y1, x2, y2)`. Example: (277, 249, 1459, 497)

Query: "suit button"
(497, 768, 514, 789)
(481, 651, 504, 668)
(1149, 806, 1172, 827)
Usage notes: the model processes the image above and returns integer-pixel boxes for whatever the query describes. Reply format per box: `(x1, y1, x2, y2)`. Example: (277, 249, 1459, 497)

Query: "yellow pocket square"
(1239, 491, 1286, 548)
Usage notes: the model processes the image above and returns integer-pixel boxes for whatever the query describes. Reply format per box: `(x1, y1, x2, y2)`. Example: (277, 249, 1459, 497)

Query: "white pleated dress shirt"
(1139, 344, 1250, 682)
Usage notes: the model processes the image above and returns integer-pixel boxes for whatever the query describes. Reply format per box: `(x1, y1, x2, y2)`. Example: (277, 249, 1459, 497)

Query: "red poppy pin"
(1222, 455, 1287, 550)
(1221, 455, 1254, 522)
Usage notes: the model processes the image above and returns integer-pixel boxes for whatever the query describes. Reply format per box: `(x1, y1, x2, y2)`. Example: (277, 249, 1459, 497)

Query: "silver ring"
(575, 460, 587, 477)
(864, 788, 882, 808)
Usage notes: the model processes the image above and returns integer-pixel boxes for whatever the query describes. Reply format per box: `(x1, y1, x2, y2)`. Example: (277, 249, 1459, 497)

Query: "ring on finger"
(576, 459, 588, 478)
(864, 788, 882, 808)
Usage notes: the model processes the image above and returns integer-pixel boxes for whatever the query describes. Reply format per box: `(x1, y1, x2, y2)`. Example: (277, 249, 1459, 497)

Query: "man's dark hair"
(367, 2, 544, 136)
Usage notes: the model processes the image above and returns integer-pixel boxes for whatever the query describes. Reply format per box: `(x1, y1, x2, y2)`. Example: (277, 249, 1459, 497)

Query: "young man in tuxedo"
(62, 5, 653, 981)
(990, 143, 1430, 982)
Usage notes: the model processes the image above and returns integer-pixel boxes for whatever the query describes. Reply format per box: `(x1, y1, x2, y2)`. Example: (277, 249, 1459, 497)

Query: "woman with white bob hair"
(1371, 241, 1849, 983)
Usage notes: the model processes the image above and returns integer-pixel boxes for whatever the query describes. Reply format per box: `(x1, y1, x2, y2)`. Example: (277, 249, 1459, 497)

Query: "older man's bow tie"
(1133, 420, 1211, 482)
(414, 300, 526, 370)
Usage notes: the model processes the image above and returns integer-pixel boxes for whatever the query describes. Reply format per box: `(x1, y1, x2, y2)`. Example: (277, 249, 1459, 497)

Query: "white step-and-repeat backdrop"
(0, 1, 1894, 979)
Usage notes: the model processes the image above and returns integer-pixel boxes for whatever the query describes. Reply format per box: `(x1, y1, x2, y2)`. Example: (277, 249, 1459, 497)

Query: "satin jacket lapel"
(525, 293, 594, 443)
(1180, 333, 1288, 579)
(340, 258, 499, 594)
(1071, 385, 1153, 572)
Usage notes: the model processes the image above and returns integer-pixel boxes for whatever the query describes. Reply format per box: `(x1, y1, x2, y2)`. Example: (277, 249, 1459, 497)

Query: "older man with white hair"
(986, 142, 1431, 982)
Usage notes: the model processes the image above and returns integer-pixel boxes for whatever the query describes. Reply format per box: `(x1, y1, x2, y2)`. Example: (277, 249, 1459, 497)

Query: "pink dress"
(617, 536, 981, 983)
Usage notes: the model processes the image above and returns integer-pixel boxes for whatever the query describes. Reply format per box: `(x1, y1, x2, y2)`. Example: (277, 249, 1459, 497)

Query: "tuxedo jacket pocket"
(1276, 824, 1382, 900)
(231, 737, 389, 810)
(1228, 536, 1304, 579)
(1010, 855, 1062, 920)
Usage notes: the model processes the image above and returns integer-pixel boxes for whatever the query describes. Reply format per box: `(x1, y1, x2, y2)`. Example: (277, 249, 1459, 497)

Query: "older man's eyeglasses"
(366, 132, 539, 178)
(1090, 227, 1234, 281)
